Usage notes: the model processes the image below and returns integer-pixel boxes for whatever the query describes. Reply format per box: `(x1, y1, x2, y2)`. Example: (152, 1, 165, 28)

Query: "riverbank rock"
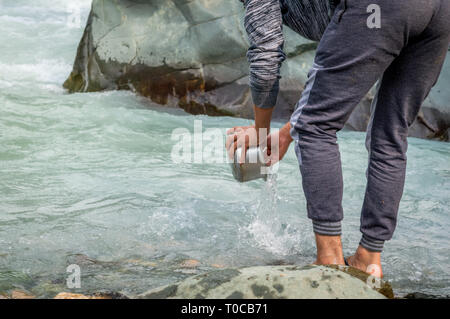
(54, 293, 95, 299)
(11, 290, 35, 299)
(53, 292, 125, 299)
(138, 265, 393, 299)
(180, 259, 201, 269)
(64, 0, 449, 141)
(403, 292, 450, 299)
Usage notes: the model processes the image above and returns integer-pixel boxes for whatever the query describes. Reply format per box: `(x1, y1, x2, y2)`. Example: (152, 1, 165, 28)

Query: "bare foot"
(346, 246, 383, 278)
(313, 234, 345, 265)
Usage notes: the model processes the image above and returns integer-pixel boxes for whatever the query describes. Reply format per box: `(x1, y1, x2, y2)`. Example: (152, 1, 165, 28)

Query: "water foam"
(0, 59, 72, 85)
(245, 175, 302, 256)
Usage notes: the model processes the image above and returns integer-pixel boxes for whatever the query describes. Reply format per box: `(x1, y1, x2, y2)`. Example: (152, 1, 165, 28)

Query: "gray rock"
(65, 0, 449, 141)
(139, 265, 393, 299)
(403, 292, 449, 299)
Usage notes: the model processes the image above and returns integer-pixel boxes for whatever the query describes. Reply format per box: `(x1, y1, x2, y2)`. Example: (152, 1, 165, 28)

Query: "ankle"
(349, 246, 383, 277)
(315, 234, 345, 265)
(354, 246, 381, 264)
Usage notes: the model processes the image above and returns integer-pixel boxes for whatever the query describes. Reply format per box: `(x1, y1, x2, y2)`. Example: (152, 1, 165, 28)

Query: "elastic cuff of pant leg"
(360, 234, 385, 252)
(312, 220, 342, 236)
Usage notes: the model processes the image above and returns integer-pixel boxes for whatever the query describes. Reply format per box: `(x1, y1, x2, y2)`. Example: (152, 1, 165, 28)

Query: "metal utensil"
(231, 147, 268, 182)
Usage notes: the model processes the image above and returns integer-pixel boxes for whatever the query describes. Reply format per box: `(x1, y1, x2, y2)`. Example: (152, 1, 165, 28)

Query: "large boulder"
(64, 0, 449, 141)
(138, 265, 393, 299)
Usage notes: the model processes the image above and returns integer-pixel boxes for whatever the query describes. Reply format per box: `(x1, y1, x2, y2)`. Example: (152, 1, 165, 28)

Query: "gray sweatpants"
(289, 0, 450, 251)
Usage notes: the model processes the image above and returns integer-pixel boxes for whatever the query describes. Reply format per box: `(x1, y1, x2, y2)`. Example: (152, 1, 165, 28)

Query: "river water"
(0, 0, 449, 298)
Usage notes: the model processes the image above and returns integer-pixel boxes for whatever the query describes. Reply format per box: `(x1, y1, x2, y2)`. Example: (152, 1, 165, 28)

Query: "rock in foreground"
(139, 265, 393, 299)
(53, 292, 111, 299)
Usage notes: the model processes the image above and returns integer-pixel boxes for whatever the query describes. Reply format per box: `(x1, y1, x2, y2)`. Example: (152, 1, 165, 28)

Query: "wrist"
(254, 124, 270, 145)
(280, 122, 293, 143)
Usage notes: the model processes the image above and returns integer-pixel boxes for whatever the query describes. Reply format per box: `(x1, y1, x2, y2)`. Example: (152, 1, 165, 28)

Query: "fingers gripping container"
(231, 147, 268, 182)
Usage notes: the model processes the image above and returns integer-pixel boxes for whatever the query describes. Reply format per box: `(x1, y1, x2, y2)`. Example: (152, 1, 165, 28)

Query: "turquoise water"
(0, 1, 449, 298)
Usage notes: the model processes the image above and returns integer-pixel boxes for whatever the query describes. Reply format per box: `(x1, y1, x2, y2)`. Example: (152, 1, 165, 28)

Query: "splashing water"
(245, 175, 302, 257)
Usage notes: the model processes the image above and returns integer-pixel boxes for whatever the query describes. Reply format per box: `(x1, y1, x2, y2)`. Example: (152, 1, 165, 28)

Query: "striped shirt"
(241, 0, 335, 108)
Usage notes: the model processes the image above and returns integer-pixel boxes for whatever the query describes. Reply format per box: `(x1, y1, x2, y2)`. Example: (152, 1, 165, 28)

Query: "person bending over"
(227, 0, 450, 277)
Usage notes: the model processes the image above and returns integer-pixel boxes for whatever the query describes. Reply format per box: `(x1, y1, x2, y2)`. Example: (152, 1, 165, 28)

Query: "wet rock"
(11, 290, 35, 299)
(180, 259, 201, 269)
(326, 265, 394, 299)
(403, 292, 449, 299)
(65, 0, 449, 141)
(139, 265, 392, 299)
(125, 259, 157, 267)
(64, 0, 253, 117)
(54, 293, 91, 299)
(62, 1, 331, 121)
(32, 281, 67, 299)
(53, 292, 112, 299)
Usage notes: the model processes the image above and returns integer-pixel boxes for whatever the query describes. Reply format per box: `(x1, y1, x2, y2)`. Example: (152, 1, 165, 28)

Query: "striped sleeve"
(244, 0, 286, 109)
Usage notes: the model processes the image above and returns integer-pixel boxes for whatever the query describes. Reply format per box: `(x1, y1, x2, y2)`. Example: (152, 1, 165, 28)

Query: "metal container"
(231, 147, 268, 182)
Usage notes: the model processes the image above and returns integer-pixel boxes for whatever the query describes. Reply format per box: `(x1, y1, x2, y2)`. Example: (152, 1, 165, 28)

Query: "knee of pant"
(370, 134, 408, 161)
(369, 145, 407, 176)
(293, 122, 339, 149)
(292, 113, 331, 136)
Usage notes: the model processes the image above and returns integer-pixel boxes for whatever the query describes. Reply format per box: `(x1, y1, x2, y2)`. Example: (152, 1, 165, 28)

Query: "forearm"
(254, 105, 273, 133)
(254, 105, 293, 146)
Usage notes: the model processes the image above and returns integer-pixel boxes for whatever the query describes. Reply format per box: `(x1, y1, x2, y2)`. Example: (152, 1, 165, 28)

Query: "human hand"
(226, 125, 262, 163)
